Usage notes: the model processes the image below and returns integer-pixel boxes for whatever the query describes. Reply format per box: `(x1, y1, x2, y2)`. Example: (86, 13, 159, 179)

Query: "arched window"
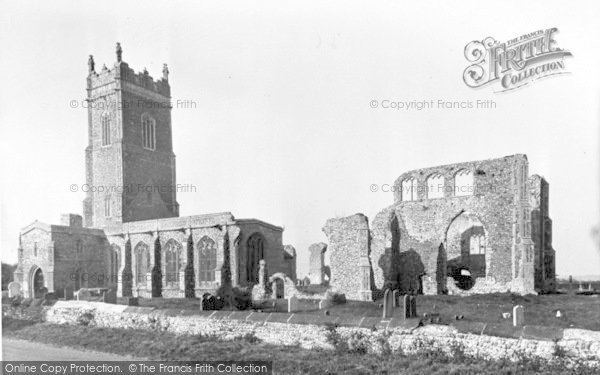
(198, 236, 217, 282)
(101, 113, 111, 146)
(104, 195, 111, 217)
(141, 113, 156, 150)
(469, 234, 486, 255)
(246, 233, 265, 283)
(134, 243, 150, 286)
(163, 239, 181, 287)
(426, 173, 444, 199)
(454, 169, 474, 196)
(401, 177, 417, 201)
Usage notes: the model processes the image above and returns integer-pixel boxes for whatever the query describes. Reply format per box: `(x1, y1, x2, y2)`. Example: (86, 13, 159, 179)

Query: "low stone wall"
(19, 301, 600, 366)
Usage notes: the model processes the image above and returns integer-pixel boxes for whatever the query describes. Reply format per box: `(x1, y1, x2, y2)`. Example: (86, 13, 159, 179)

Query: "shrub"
(346, 331, 371, 355)
(324, 290, 346, 305)
(76, 312, 95, 326)
(324, 323, 347, 353)
(240, 331, 261, 344)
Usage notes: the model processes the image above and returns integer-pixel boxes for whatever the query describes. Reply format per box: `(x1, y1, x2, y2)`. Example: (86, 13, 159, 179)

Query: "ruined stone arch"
(268, 272, 296, 299)
(444, 211, 489, 291)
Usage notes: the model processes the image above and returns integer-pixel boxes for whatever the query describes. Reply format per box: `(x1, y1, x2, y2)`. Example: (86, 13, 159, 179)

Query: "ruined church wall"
(373, 155, 529, 294)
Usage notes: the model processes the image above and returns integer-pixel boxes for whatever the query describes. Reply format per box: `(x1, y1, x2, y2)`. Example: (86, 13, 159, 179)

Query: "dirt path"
(2, 338, 140, 361)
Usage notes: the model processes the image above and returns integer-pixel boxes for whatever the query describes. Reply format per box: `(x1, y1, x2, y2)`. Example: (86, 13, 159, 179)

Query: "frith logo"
(463, 28, 572, 92)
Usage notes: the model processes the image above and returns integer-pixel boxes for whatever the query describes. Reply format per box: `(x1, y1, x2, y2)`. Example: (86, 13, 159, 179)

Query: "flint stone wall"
(33, 301, 600, 366)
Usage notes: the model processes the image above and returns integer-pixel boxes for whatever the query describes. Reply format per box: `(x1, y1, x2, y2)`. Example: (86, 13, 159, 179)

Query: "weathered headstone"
(502, 312, 511, 319)
(392, 290, 399, 308)
(588, 283, 593, 291)
(319, 299, 331, 310)
(556, 310, 562, 318)
(75, 288, 91, 301)
(382, 289, 394, 318)
(287, 295, 299, 313)
(410, 295, 417, 317)
(513, 305, 524, 327)
(102, 289, 117, 304)
(8, 282, 21, 298)
(579, 283, 583, 292)
(63, 287, 74, 300)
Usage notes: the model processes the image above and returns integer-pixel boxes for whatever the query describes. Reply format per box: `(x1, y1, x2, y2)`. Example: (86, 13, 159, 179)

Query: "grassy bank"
(3, 317, 596, 374)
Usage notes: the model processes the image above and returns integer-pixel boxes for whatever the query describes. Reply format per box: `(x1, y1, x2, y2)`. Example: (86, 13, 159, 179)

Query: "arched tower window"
(454, 169, 474, 196)
(401, 177, 417, 201)
(163, 239, 181, 287)
(198, 236, 217, 282)
(101, 112, 111, 146)
(246, 233, 265, 283)
(141, 113, 156, 150)
(426, 173, 444, 199)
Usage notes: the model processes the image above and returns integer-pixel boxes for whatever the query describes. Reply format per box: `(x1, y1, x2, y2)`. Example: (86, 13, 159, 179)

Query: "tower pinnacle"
(116, 42, 122, 63)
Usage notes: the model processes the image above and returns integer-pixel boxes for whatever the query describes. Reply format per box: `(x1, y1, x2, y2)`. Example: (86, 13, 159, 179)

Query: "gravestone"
(579, 283, 583, 292)
(75, 288, 91, 301)
(8, 282, 21, 298)
(403, 295, 417, 319)
(102, 289, 117, 304)
(588, 283, 593, 291)
(63, 287, 74, 300)
(382, 289, 394, 318)
(319, 299, 331, 310)
(392, 290, 399, 308)
(287, 295, 299, 313)
(513, 305, 524, 327)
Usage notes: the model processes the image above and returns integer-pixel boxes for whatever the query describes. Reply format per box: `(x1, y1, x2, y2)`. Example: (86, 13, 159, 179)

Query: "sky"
(1, 0, 599, 279)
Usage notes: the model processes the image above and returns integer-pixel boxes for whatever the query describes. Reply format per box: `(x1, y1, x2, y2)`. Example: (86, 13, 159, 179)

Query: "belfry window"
(141, 113, 156, 150)
(101, 113, 111, 146)
(454, 169, 473, 197)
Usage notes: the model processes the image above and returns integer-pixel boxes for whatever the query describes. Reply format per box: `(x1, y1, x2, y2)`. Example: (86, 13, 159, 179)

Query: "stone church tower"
(83, 43, 179, 228)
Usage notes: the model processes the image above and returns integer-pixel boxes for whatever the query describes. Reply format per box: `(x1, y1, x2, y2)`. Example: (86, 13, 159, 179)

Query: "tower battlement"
(87, 43, 171, 98)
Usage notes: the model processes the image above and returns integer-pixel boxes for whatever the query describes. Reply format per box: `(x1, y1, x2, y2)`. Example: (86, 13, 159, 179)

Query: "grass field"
(3, 317, 597, 374)
(117, 292, 600, 334)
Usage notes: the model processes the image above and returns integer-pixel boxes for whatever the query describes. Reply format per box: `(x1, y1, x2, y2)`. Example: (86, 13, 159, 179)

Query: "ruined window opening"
(469, 234, 486, 255)
(426, 173, 444, 199)
(246, 233, 265, 283)
(198, 236, 217, 282)
(454, 169, 474, 196)
(141, 113, 156, 150)
(101, 113, 111, 146)
(401, 177, 417, 201)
